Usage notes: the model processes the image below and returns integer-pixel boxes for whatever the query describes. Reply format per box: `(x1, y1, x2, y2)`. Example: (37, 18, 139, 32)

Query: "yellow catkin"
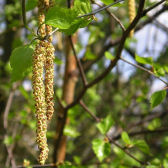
(44, 41, 55, 121)
(32, 41, 49, 165)
(32, 0, 49, 165)
(128, 0, 136, 37)
(44, 0, 55, 122)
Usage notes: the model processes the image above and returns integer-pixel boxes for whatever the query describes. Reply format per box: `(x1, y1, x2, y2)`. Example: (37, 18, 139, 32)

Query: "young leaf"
(100, 0, 114, 5)
(92, 139, 111, 162)
(96, 115, 114, 134)
(85, 49, 97, 60)
(105, 51, 115, 60)
(61, 18, 91, 35)
(153, 63, 165, 77)
(135, 55, 153, 65)
(147, 118, 161, 131)
(46, 6, 77, 29)
(63, 125, 80, 138)
(134, 139, 150, 154)
(10, 45, 34, 81)
(3, 136, 14, 146)
(150, 90, 166, 108)
(74, 0, 92, 15)
(26, 0, 38, 11)
(46, 5, 92, 35)
(54, 57, 62, 65)
(121, 131, 132, 146)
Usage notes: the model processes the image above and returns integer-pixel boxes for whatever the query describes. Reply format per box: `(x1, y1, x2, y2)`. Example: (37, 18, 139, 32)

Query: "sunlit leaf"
(92, 139, 111, 162)
(10, 45, 34, 81)
(134, 139, 150, 154)
(147, 118, 161, 131)
(121, 131, 133, 146)
(64, 125, 80, 138)
(105, 51, 115, 60)
(96, 115, 114, 134)
(135, 55, 153, 65)
(150, 90, 166, 108)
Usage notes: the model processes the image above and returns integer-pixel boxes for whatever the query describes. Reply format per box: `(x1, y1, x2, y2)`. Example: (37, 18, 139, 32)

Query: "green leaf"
(61, 18, 91, 35)
(150, 90, 166, 108)
(74, 0, 92, 15)
(100, 0, 114, 5)
(147, 118, 161, 131)
(146, 165, 158, 168)
(163, 158, 168, 168)
(64, 125, 80, 138)
(47, 131, 55, 138)
(54, 57, 63, 65)
(121, 131, 132, 146)
(135, 55, 153, 65)
(3, 136, 14, 146)
(153, 63, 165, 77)
(105, 51, 115, 60)
(92, 139, 111, 162)
(85, 49, 97, 60)
(134, 139, 150, 154)
(10, 45, 34, 81)
(26, 0, 38, 11)
(46, 5, 92, 35)
(46, 6, 77, 29)
(96, 115, 114, 134)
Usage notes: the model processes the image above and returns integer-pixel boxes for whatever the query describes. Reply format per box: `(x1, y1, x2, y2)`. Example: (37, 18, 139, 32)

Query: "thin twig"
(92, 0, 125, 31)
(79, 100, 100, 122)
(3, 82, 20, 129)
(3, 82, 20, 168)
(136, 5, 168, 31)
(113, 127, 168, 140)
(108, 137, 147, 165)
(120, 57, 168, 85)
(142, 0, 166, 16)
(69, 36, 88, 86)
(78, 0, 124, 18)
(21, 0, 26, 27)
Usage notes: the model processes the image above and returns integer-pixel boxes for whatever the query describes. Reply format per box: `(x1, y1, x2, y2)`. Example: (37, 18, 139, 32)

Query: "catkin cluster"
(128, 0, 136, 37)
(32, 0, 55, 165)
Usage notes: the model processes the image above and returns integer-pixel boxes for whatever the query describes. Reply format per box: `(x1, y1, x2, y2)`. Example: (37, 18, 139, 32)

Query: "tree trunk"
(53, 35, 78, 163)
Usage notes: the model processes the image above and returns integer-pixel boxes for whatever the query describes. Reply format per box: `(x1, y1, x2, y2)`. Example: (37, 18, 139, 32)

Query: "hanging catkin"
(32, 0, 49, 165)
(128, 0, 136, 37)
(44, 0, 55, 122)
(32, 42, 49, 165)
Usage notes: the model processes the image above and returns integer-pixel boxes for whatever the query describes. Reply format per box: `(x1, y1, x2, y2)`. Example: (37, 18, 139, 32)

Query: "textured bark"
(53, 35, 77, 163)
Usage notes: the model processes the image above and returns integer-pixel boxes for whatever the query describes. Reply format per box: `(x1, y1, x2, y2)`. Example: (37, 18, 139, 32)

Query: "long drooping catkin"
(32, 42, 49, 165)
(44, 41, 55, 121)
(128, 0, 136, 37)
(45, 0, 55, 122)
(32, 0, 49, 165)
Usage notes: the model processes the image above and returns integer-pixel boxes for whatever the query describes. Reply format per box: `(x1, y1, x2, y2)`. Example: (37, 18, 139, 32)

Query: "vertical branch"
(69, 36, 88, 86)
(53, 0, 78, 162)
